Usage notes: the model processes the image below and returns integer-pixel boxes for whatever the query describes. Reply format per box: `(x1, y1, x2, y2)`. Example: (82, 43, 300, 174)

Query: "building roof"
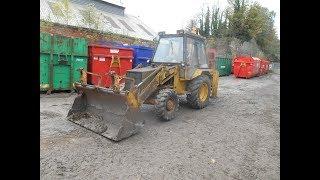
(40, 0, 156, 41)
(100, 0, 125, 8)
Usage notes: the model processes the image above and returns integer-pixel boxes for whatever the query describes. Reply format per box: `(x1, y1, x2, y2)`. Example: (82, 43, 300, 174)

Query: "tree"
(247, 4, 280, 60)
(209, 5, 229, 38)
(199, 8, 205, 36)
(211, 6, 219, 37)
(227, 0, 246, 11)
(227, 0, 250, 42)
(204, 7, 211, 37)
(81, 3, 101, 29)
(216, 11, 228, 38)
(186, 19, 197, 32)
(51, 0, 72, 24)
(244, 3, 267, 39)
(199, 18, 204, 36)
(184, 0, 279, 61)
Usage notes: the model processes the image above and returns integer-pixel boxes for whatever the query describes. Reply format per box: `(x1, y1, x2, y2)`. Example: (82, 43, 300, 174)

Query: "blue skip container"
(129, 45, 154, 68)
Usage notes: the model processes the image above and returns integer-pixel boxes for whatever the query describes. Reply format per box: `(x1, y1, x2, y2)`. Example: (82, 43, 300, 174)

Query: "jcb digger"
(67, 30, 219, 141)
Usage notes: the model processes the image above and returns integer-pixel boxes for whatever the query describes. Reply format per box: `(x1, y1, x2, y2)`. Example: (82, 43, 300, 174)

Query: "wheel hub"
(199, 83, 208, 102)
(166, 98, 175, 111)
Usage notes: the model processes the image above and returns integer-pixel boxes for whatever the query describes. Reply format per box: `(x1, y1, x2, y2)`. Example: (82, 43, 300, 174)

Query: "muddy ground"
(40, 72, 280, 180)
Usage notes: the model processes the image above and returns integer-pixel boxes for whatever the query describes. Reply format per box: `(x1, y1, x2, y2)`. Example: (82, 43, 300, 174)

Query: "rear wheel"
(155, 89, 179, 121)
(187, 75, 211, 109)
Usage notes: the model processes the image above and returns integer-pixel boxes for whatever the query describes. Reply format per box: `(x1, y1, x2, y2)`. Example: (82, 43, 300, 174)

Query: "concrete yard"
(40, 72, 280, 179)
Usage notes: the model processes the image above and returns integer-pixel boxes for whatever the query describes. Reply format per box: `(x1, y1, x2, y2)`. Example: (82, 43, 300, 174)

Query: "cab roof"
(159, 31, 206, 42)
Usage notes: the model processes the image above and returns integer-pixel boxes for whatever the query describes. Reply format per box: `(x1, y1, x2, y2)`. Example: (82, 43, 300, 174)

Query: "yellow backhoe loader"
(67, 30, 219, 141)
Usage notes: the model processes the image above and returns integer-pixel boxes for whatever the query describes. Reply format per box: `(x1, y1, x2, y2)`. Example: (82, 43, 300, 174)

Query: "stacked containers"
(40, 33, 52, 91)
(233, 56, 261, 78)
(207, 48, 216, 69)
(72, 38, 89, 84)
(264, 60, 270, 73)
(40, 32, 88, 92)
(88, 44, 133, 87)
(215, 57, 232, 76)
(259, 59, 270, 75)
(129, 45, 154, 68)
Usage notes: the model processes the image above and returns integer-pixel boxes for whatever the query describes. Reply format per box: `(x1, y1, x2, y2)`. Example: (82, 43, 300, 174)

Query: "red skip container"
(233, 56, 261, 79)
(259, 59, 270, 75)
(88, 44, 133, 87)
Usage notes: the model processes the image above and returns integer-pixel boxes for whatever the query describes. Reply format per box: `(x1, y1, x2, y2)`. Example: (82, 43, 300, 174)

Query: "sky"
(120, 0, 280, 39)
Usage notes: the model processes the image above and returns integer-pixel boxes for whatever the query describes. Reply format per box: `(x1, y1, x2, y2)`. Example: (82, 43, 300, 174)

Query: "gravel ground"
(40, 72, 280, 180)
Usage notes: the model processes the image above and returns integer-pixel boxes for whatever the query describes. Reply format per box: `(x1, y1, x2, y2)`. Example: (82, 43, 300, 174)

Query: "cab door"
(185, 38, 208, 79)
(185, 37, 198, 79)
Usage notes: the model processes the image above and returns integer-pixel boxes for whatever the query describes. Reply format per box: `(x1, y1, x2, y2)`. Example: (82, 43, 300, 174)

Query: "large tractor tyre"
(155, 89, 179, 121)
(187, 75, 211, 109)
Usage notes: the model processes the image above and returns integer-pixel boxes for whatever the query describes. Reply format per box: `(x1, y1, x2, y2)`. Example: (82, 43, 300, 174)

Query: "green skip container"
(215, 57, 232, 76)
(40, 32, 88, 92)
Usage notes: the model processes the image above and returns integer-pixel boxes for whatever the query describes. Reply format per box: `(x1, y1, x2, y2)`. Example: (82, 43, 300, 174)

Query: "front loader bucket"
(67, 84, 144, 141)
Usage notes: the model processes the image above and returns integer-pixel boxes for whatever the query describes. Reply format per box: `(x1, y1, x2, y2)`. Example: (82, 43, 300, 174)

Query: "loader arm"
(133, 65, 175, 106)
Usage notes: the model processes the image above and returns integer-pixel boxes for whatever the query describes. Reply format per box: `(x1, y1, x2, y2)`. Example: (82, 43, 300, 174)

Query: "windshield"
(153, 37, 183, 63)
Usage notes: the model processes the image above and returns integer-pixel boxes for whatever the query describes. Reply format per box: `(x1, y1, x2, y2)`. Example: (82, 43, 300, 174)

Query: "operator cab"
(152, 30, 209, 69)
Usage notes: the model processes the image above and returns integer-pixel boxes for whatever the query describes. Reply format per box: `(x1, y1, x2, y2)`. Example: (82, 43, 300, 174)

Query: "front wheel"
(155, 89, 179, 121)
(187, 75, 211, 109)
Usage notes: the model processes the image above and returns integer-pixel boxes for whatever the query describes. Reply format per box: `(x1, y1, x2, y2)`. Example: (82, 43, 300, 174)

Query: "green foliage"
(51, 0, 72, 24)
(252, 5, 278, 61)
(40, 20, 54, 30)
(228, 0, 250, 42)
(187, 0, 279, 61)
(211, 7, 219, 37)
(199, 10, 205, 36)
(244, 3, 266, 39)
(199, 19, 204, 36)
(227, 0, 247, 11)
(204, 7, 211, 37)
(81, 3, 101, 29)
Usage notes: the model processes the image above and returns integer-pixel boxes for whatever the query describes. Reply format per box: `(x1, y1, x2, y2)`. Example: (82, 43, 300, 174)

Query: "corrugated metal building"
(40, 0, 156, 41)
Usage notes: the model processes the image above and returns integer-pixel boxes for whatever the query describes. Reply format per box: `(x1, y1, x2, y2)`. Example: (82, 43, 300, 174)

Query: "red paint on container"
(88, 44, 133, 87)
(233, 56, 261, 79)
(259, 59, 270, 75)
